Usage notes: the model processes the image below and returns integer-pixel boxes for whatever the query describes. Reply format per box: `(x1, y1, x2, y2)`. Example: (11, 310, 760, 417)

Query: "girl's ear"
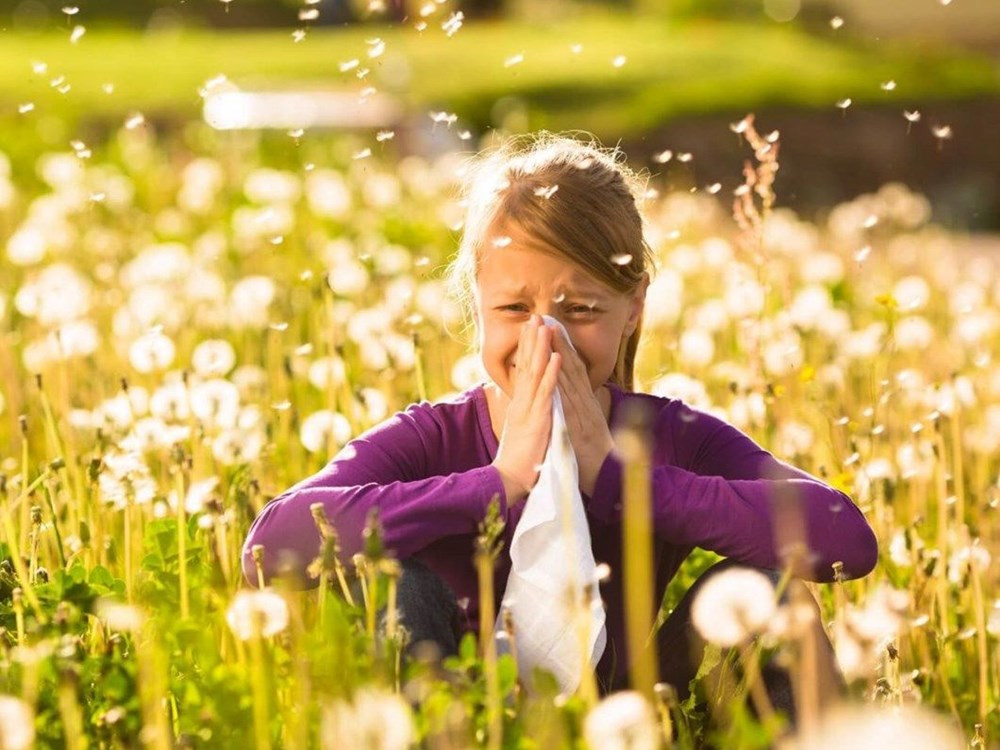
(625, 272, 650, 335)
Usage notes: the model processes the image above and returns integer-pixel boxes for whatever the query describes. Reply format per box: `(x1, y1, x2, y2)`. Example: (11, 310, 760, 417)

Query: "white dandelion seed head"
(786, 703, 963, 750)
(226, 589, 289, 640)
(191, 338, 236, 377)
(321, 688, 414, 750)
(128, 329, 176, 373)
(0, 695, 35, 750)
(691, 568, 776, 647)
(305, 169, 352, 220)
(583, 690, 658, 750)
(300, 410, 353, 453)
(677, 328, 715, 368)
(95, 599, 145, 632)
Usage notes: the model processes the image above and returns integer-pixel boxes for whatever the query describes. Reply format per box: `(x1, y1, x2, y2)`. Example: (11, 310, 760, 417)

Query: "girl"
(242, 133, 878, 704)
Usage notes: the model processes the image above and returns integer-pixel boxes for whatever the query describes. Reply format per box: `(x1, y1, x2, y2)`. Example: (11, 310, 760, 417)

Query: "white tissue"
(495, 315, 607, 695)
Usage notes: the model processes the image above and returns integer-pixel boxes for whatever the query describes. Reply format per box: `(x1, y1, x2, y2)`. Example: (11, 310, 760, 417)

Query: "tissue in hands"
(495, 315, 607, 695)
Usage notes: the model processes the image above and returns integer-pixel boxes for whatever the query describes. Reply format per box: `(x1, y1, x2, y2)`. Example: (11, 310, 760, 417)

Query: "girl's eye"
(500, 304, 528, 313)
(567, 305, 598, 315)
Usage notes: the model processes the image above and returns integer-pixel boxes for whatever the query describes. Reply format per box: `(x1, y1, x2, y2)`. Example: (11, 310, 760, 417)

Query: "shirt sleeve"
(586, 399, 878, 582)
(241, 406, 508, 588)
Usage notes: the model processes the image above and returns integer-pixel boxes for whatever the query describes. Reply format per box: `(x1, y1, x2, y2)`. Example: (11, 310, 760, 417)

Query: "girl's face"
(474, 223, 647, 398)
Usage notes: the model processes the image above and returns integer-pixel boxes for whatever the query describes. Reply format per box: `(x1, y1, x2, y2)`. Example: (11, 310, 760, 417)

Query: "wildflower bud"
(0, 475, 6, 494)
(120, 377, 129, 393)
(30, 506, 42, 526)
(18, 415, 27, 437)
(352, 553, 367, 576)
(310, 503, 333, 538)
(34, 373, 43, 389)
(35, 567, 48, 583)
(380, 558, 401, 579)
(832, 561, 845, 583)
(88, 458, 101, 483)
(251, 544, 265, 566)
(363, 508, 384, 561)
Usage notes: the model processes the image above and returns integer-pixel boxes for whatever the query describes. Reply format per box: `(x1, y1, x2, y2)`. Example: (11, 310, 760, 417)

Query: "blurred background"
(2, 0, 999, 229)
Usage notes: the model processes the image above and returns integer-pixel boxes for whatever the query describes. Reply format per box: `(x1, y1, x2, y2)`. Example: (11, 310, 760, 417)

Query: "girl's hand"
(550, 326, 616, 497)
(491, 316, 563, 503)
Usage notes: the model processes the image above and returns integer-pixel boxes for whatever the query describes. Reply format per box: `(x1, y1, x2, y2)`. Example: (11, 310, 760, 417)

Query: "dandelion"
(583, 691, 659, 750)
(96, 599, 145, 632)
(226, 589, 289, 640)
(192, 339, 237, 377)
(128, 329, 176, 373)
(691, 568, 775, 647)
(300, 410, 353, 453)
(787, 704, 963, 750)
(0, 695, 35, 750)
(321, 688, 414, 750)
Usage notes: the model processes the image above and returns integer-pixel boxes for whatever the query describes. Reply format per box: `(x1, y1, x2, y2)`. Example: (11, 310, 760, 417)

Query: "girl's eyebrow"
(495, 283, 609, 300)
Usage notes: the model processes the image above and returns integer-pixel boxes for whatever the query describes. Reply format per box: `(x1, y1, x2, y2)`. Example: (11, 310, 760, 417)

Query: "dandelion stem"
(616, 407, 658, 699)
(175, 470, 190, 619)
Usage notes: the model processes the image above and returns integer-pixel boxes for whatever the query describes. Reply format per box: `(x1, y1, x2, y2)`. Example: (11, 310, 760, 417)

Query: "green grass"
(1, 10, 997, 142)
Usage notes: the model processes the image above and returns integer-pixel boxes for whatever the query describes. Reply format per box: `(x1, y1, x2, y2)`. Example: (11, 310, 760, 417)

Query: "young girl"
(242, 133, 878, 702)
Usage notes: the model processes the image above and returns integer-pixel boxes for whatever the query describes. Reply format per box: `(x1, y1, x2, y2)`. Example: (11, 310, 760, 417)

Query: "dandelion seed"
(226, 589, 289, 640)
(458, 129, 472, 140)
(931, 124, 953, 140)
(414, 20, 427, 31)
(353, 148, 372, 160)
(492, 235, 512, 248)
(367, 37, 385, 57)
(677, 152, 693, 163)
(124, 112, 145, 130)
(50, 75, 66, 88)
(830, 15, 844, 29)
(863, 214, 879, 229)
(18, 103, 34, 114)
(570, 43, 583, 54)
(940, 0, 952, 5)
(429, 110, 457, 127)
(31, 60, 48, 74)
(836, 98, 853, 110)
(376, 130, 395, 142)
(299, 7, 319, 20)
(442, 11, 463, 36)
(359, 86, 376, 99)
(612, 55, 627, 68)
(62, 5, 79, 14)
(653, 150, 673, 163)
(854, 245, 871, 263)
(611, 254, 633, 266)
(706, 183, 722, 194)
(419, 1, 436, 16)
(70, 25, 85, 43)
(356, 68, 370, 79)
(291, 28, 307, 42)
(504, 52, 524, 68)
(339, 58, 359, 72)
(533, 184, 558, 199)
(880, 80, 897, 91)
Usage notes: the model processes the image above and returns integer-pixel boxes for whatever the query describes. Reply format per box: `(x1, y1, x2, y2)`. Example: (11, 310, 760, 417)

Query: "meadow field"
(1, 5, 1000, 747)
(0, 110, 996, 748)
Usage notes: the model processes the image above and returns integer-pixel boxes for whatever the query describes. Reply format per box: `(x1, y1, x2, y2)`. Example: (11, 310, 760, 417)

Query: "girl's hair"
(446, 132, 654, 391)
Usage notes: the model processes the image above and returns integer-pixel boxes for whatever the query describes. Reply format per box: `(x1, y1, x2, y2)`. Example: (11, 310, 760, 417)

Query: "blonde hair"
(445, 132, 654, 391)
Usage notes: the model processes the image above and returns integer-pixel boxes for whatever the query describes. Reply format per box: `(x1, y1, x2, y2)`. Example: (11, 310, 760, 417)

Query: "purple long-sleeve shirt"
(243, 382, 877, 684)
